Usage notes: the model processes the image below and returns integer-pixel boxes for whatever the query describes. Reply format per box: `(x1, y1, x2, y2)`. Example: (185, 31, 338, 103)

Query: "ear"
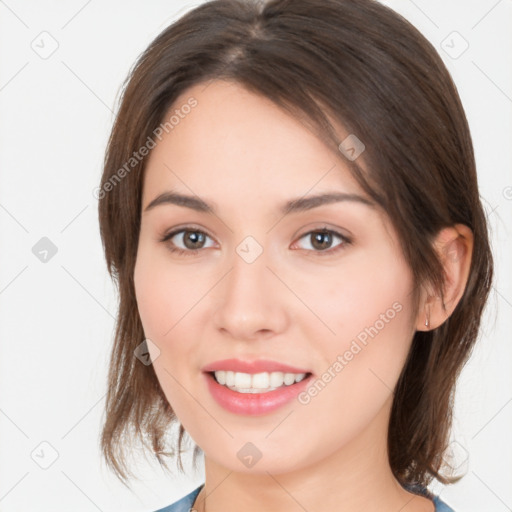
(416, 224, 474, 331)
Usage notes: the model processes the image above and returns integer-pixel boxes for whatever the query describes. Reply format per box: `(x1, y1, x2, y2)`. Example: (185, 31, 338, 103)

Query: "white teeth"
(269, 372, 284, 388)
(234, 372, 251, 389)
(226, 370, 235, 387)
(283, 373, 296, 385)
(252, 372, 270, 389)
(213, 370, 307, 393)
(215, 370, 227, 385)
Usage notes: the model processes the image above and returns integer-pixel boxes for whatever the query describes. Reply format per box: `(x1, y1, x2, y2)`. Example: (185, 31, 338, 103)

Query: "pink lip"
(202, 358, 311, 374)
(204, 371, 313, 416)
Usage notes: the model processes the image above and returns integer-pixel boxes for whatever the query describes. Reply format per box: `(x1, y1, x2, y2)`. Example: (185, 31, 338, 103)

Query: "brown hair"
(98, 0, 493, 489)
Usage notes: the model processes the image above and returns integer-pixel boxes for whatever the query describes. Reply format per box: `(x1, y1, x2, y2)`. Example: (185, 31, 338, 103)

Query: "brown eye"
(294, 229, 351, 255)
(161, 228, 215, 255)
(311, 231, 334, 250)
(181, 230, 207, 249)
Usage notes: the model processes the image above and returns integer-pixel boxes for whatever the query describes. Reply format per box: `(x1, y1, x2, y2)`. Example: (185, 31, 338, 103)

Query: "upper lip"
(202, 358, 311, 375)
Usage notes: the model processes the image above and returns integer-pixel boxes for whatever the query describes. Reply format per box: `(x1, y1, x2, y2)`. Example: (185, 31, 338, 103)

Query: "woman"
(97, 0, 493, 510)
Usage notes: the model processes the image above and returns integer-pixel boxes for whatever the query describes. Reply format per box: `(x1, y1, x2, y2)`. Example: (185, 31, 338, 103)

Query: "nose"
(212, 247, 290, 341)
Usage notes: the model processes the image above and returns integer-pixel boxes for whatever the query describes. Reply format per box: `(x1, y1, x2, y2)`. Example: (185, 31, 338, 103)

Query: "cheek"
(133, 242, 215, 391)
(310, 248, 415, 391)
(315, 249, 413, 333)
(133, 249, 202, 412)
(290, 272, 414, 462)
(134, 245, 197, 341)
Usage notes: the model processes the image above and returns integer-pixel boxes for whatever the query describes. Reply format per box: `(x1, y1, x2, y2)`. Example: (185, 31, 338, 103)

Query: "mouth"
(203, 369, 314, 415)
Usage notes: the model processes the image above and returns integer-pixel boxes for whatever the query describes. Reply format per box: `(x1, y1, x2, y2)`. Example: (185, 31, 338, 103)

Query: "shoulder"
(152, 483, 457, 512)
(152, 484, 204, 512)
(403, 483, 456, 512)
(433, 494, 456, 512)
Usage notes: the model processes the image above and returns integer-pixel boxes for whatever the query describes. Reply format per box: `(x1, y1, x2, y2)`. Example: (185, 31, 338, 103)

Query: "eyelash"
(159, 226, 352, 257)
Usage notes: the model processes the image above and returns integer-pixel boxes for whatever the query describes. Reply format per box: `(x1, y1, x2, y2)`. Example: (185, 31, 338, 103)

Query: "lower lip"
(204, 372, 313, 416)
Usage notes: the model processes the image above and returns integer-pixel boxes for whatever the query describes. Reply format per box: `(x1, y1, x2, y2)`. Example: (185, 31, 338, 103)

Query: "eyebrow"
(143, 190, 375, 215)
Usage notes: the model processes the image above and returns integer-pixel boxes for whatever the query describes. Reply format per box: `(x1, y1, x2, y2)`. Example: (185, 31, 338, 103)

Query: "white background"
(0, 1, 510, 511)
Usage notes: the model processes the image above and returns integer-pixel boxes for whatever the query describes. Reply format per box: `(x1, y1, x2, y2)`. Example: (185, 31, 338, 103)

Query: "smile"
(204, 370, 314, 415)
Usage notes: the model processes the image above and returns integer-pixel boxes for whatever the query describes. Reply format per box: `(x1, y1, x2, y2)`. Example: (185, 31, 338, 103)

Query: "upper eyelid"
(161, 226, 213, 242)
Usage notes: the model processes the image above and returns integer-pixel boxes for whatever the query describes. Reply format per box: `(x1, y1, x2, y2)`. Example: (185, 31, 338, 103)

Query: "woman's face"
(134, 80, 419, 474)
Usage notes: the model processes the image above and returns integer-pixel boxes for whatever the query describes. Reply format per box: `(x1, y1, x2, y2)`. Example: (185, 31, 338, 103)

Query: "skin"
(134, 80, 473, 512)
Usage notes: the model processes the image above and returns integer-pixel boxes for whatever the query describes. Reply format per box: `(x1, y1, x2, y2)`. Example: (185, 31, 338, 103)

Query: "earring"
(424, 303, 430, 329)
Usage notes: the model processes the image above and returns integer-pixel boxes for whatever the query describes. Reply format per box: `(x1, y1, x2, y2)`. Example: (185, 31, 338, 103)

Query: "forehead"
(142, 80, 368, 210)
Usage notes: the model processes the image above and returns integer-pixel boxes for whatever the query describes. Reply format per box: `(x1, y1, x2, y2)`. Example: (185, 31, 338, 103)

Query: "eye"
(293, 228, 351, 255)
(160, 227, 216, 255)
(159, 226, 351, 257)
